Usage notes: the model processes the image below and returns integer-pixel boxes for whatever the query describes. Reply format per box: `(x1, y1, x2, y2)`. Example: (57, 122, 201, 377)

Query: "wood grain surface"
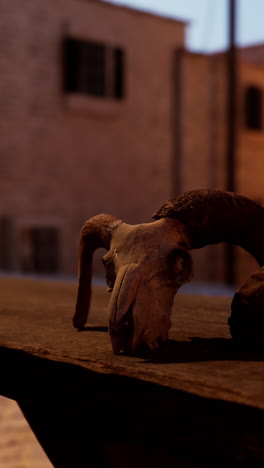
(0, 277, 263, 409)
(0, 277, 263, 467)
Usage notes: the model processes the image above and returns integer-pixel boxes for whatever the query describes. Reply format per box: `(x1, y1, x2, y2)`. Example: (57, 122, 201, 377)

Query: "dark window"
(0, 216, 14, 270)
(245, 86, 262, 130)
(63, 37, 125, 99)
(114, 48, 125, 99)
(19, 227, 60, 274)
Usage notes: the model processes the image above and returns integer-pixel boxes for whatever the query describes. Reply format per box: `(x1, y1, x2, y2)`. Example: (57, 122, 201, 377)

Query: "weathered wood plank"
(0, 277, 263, 409)
(0, 277, 264, 466)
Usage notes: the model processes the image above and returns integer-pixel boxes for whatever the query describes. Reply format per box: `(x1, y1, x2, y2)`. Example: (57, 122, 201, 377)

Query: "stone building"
(0, 0, 263, 285)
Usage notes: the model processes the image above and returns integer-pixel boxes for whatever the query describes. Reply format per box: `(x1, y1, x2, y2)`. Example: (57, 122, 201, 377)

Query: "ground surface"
(0, 396, 52, 468)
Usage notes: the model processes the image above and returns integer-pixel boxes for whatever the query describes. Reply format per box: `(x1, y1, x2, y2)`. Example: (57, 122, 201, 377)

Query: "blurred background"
(1, 0, 264, 289)
(0, 1, 264, 464)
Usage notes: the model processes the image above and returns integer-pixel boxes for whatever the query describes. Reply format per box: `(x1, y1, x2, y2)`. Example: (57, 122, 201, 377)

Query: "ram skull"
(73, 216, 193, 354)
(73, 189, 264, 354)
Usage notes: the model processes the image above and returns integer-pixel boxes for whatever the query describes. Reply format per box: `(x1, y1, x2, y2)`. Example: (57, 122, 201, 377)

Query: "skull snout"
(104, 222, 194, 354)
(108, 263, 141, 353)
(107, 262, 177, 355)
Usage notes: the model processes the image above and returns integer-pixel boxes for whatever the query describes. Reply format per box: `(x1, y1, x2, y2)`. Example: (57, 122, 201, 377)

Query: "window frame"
(62, 36, 125, 100)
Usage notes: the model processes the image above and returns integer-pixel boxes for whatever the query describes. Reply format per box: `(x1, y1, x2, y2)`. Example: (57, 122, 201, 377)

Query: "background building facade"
(0, 0, 263, 285)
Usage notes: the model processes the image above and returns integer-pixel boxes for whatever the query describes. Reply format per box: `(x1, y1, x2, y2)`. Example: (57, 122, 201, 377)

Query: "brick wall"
(239, 44, 264, 65)
(177, 50, 264, 285)
(174, 51, 228, 283)
(0, 0, 185, 275)
(0, 0, 263, 286)
(235, 61, 264, 285)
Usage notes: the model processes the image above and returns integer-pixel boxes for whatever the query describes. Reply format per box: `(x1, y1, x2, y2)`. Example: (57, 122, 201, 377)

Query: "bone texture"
(104, 220, 193, 353)
(74, 217, 193, 354)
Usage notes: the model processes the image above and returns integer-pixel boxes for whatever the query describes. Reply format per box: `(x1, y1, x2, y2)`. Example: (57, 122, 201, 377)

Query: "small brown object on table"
(0, 277, 263, 467)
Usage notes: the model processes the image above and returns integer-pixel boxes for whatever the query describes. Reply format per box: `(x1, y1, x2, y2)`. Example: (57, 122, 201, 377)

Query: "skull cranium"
(73, 216, 193, 354)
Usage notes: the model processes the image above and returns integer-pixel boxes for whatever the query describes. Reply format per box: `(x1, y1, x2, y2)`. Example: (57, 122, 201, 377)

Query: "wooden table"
(0, 277, 263, 467)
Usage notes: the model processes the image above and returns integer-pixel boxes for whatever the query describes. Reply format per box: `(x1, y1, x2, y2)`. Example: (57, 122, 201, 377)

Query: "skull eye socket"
(102, 255, 116, 291)
(167, 248, 193, 284)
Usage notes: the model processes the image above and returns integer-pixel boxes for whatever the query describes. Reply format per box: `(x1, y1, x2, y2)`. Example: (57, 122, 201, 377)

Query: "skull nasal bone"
(108, 263, 141, 332)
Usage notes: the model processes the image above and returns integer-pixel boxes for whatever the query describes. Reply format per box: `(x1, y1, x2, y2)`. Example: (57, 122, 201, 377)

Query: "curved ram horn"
(153, 189, 264, 344)
(153, 189, 264, 265)
(229, 266, 264, 345)
(73, 214, 123, 329)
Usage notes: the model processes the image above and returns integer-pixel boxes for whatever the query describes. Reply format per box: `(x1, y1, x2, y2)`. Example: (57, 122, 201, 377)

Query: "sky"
(106, 0, 264, 52)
